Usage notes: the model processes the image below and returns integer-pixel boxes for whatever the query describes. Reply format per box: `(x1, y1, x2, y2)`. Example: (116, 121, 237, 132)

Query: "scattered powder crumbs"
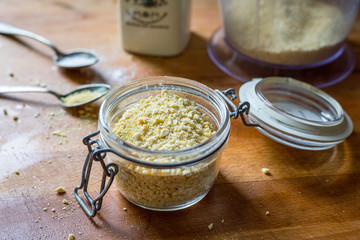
(63, 199, 69, 204)
(262, 168, 270, 175)
(34, 112, 40, 118)
(52, 130, 66, 137)
(55, 187, 67, 194)
(3, 109, 7, 115)
(61, 90, 101, 106)
(68, 234, 75, 240)
(34, 79, 47, 88)
(208, 223, 214, 231)
(48, 112, 56, 120)
(77, 106, 98, 121)
(265, 211, 271, 216)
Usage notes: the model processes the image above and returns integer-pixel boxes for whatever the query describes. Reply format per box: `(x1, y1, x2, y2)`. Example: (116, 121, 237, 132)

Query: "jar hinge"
(215, 88, 259, 127)
(74, 130, 119, 218)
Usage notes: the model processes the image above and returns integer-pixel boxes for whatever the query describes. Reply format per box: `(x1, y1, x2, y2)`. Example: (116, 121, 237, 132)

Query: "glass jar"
(76, 76, 230, 214)
(219, 0, 359, 66)
(74, 76, 352, 217)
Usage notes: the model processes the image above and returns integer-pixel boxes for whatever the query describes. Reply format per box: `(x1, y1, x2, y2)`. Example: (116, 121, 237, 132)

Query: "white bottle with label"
(118, 0, 191, 57)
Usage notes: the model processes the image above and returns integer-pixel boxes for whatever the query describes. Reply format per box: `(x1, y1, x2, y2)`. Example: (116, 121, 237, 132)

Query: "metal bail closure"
(215, 89, 259, 127)
(74, 130, 119, 218)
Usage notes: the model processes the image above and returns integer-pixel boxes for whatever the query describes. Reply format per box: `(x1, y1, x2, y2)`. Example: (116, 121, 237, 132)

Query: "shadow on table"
(92, 133, 360, 238)
(1, 35, 52, 60)
(92, 173, 278, 239)
(2, 35, 110, 85)
(262, 132, 359, 198)
(59, 67, 108, 85)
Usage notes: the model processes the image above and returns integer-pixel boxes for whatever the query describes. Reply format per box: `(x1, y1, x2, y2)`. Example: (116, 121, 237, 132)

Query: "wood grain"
(0, 0, 360, 239)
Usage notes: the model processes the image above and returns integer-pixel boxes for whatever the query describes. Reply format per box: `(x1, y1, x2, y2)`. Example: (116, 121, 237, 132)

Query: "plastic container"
(74, 76, 353, 217)
(118, 0, 191, 56)
(219, 0, 359, 65)
(207, 0, 359, 87)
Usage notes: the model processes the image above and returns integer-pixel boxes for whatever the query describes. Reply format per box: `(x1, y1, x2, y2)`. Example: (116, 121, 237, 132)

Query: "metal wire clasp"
(74, 130, 119, 218)
(215, 88, 259, 127)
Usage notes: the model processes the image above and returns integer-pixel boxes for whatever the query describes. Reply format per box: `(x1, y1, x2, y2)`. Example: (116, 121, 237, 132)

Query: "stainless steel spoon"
(0, 83, 111, 107)
(0, 22, 99, 69)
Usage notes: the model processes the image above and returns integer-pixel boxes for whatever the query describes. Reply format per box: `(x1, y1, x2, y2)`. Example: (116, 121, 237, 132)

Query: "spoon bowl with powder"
(0, 83, 111, 107)
(0, 22, 99, 69)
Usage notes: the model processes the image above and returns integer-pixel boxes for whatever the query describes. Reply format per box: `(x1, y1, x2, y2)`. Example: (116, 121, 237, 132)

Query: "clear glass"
(255, 78, 343, 125)
(239, 77, 353, 150)
(98, 76, 230, 211)
(219, 0, 360, 65)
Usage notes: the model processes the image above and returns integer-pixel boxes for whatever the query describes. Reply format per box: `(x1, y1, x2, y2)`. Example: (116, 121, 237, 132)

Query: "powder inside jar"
(109, 89, 221, 209)
(112, 90, 215, 150)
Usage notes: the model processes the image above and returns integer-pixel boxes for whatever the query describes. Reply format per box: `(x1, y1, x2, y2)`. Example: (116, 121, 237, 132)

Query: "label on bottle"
(123, 0, 170, 29)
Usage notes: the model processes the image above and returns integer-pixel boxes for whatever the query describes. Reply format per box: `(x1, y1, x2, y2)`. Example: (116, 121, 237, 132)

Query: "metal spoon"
(0, 22, 99, 69)
(0, 83, 111, 107)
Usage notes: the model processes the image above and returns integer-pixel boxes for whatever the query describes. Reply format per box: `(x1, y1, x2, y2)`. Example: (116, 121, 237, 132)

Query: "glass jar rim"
(239, 77, 353, 147)
(98, 76, 231, 167)
(255, 77, 343, 126)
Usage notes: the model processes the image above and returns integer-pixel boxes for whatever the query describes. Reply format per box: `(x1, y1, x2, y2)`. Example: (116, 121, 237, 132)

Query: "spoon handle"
(0, 86, 60, 97)
(0, 22, 63, 56)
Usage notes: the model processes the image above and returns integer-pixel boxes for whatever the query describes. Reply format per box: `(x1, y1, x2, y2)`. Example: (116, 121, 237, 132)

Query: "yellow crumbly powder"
(61, 90, 101, 106)
(54, 187, 66, 194)
(111, 90, 218, 209)
(113, 90, 215, 151)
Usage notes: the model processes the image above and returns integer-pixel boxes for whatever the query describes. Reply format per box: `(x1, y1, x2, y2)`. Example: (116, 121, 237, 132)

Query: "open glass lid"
(239, 77, 353, 150)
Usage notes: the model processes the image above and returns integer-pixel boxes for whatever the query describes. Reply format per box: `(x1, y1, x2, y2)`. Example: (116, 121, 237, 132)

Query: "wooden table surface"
(1, 0, 360, 239)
